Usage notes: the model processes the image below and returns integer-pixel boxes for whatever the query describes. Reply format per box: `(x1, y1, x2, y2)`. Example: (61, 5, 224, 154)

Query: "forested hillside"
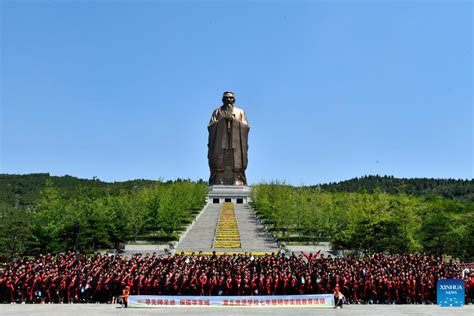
(0, 173, 205, 207)
(0, 174, 207, 260)
(1, 173, 472, 261)
(252, 183, 474, 261)
(318, 175, 474, 204)
(1, 174, 471, 208)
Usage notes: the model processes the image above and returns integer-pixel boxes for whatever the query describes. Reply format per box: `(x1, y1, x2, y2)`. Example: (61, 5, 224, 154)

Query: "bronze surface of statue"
(208, 91, 249, 186)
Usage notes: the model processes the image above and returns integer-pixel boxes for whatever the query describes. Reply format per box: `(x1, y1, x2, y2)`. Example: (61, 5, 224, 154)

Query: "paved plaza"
(0, 304, 473, 316)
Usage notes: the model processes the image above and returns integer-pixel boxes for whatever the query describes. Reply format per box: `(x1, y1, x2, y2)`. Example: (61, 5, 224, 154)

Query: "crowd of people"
(0, 251, 472, 305)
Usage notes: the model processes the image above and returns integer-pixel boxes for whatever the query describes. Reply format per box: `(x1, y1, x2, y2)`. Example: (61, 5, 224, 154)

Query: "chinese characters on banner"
(128, 294, 334, 308)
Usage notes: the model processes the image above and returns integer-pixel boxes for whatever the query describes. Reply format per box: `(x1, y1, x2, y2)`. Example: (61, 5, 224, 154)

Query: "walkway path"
(176, 203, 279, 253)
(3, 303, 473, 316)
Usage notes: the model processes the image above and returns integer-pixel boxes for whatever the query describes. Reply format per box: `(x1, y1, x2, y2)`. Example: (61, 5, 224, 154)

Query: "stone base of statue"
(207, 185, 251, 204)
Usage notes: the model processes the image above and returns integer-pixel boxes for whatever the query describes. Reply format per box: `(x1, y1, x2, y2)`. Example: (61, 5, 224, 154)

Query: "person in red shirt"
(225, 275, 233, 296)
(4, 276, 15, 303)
(250, 275, 258, 295)
(242, 275, 250, 296)
(209, 274, 218, 296)
(235, 275, 242, 296)
(266, 274, 273, 295)
(199, 272, 207, 296)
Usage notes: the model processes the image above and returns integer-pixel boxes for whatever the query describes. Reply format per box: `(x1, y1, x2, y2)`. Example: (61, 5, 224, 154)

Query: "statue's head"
(222, 91, 235, 105)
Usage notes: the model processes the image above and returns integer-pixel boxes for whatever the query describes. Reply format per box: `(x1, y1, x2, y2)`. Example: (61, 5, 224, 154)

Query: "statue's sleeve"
(241, 110, 249, 126)
(208, 109, 220, 126)
(208, 123, 216, 165)
(232, 119, 249, 171)
(208, 119, 226, 171)
(241, 121, 249, 170)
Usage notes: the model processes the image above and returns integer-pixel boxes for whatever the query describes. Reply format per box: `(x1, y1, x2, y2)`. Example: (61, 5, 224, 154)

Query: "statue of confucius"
(208, 91, 249, 186)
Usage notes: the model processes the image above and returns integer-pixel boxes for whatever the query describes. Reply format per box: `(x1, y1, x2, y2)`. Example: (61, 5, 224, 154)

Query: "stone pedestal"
(207, 185, 251, 204)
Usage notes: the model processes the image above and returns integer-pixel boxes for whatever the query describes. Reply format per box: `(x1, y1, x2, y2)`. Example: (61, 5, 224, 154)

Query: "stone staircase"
(176, 202, 279, 253)
(175, 203, 220, 251)
(234, 204, 279, 251)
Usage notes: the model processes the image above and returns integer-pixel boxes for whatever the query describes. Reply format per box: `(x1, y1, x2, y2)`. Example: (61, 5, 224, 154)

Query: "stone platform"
(207, 185, 251, 204)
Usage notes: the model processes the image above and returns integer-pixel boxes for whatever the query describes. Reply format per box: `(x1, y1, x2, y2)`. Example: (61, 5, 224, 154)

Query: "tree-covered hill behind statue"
(0, 173, 472, 261)
(0, 174, 208, 260)
(252, 183, 474, 262)
(0, 173, 472, 208)
(317, 175, 474, 204)
(0, 173, 205, 208)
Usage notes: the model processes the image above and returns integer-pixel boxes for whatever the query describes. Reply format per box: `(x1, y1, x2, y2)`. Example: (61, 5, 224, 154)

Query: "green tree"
(460, 213, 474, 261)
(418, 207, 455, 257)
(76, 197, 110, 252)
(0, 205, 36, 260)
(127, 191, 147, 242)
(103, 195, 131, 243)
(32, 179, 64, 252)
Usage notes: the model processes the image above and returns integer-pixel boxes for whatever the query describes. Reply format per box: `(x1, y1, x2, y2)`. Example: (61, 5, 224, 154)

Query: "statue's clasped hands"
(222, 113, 234, 121)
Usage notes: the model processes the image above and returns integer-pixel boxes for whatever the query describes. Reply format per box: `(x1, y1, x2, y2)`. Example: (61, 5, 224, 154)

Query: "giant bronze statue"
(208, 91, 249, 185)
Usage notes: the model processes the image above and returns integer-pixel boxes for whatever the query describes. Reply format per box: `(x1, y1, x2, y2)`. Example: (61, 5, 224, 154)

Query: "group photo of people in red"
(1, 251, 472, 305)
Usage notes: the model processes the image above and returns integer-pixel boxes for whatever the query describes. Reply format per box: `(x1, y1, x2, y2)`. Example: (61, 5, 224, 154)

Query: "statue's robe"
(208, 117, 249, 185)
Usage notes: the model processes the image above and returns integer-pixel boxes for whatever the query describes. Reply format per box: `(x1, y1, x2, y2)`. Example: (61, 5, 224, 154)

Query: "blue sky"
(1, 0, 472, 184)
